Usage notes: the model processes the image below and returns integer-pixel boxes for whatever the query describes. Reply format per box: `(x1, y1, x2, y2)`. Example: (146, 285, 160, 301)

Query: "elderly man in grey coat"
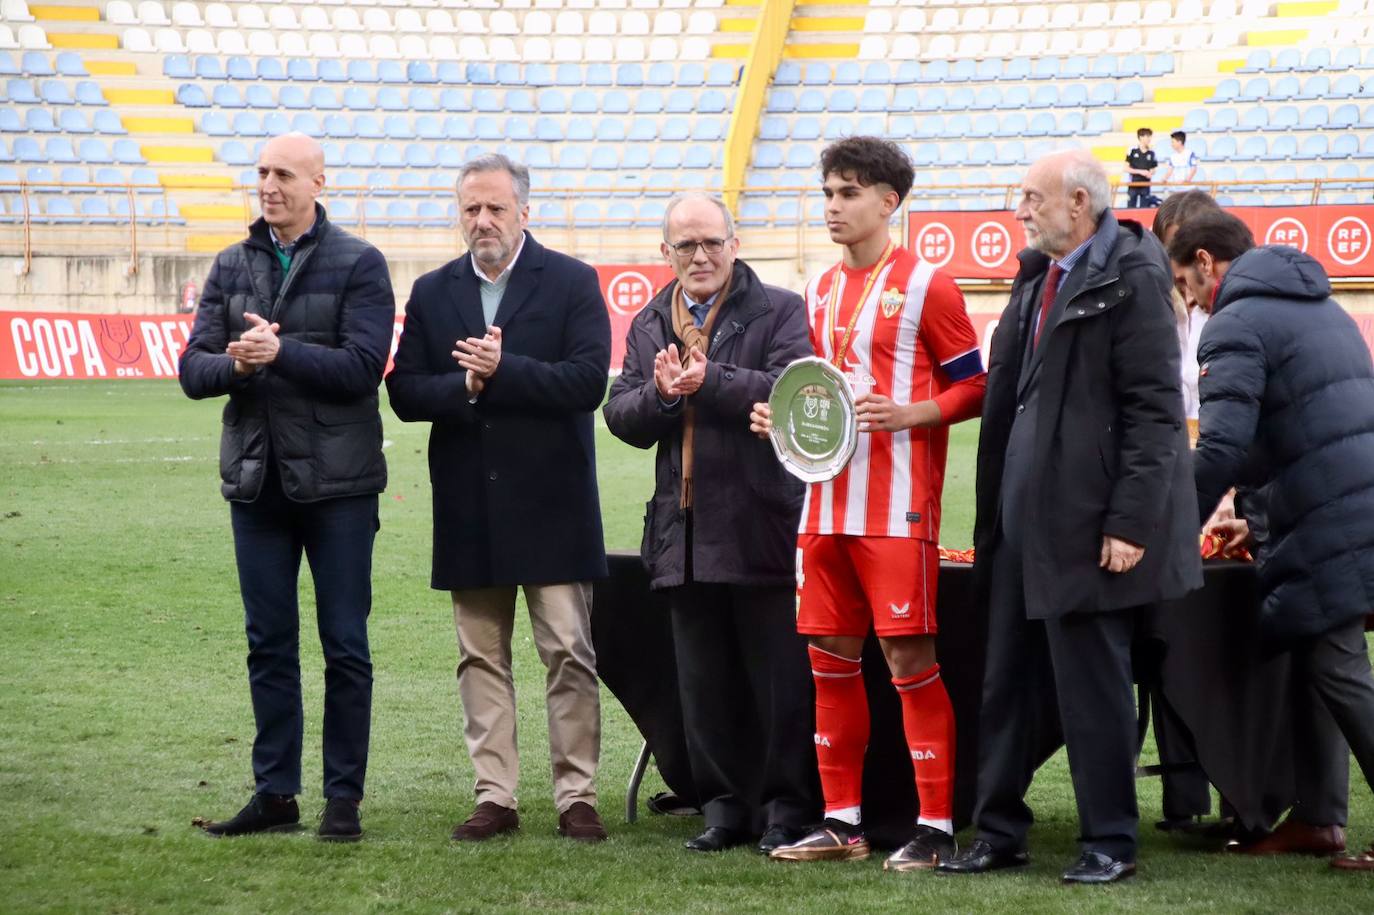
(604, 194, 819, 855)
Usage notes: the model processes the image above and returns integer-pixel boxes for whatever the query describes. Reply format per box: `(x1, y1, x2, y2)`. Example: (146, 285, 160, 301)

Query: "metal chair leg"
(626, 739, 651, 824)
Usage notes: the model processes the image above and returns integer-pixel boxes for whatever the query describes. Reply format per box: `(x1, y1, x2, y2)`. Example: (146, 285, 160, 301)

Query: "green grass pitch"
(2, 380, 1372, 913)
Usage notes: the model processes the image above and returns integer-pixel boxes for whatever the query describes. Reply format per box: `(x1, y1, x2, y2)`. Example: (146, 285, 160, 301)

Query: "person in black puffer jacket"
(1171, 209, 1374, 871)
(179, 133, 395, 843)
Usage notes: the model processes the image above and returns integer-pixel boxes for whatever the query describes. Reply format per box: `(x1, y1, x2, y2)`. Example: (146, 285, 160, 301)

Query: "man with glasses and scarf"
(605, 193, 820, 855)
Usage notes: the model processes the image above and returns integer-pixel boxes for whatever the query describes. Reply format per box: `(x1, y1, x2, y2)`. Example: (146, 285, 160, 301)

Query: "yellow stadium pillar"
(720, 0, 797, 215)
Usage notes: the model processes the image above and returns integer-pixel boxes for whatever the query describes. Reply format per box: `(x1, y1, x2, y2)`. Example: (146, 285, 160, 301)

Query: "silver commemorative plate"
(767, 356, 858, 484)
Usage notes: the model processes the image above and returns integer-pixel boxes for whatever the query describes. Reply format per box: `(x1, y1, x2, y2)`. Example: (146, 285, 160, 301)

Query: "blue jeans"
(229, 466, 378, 800)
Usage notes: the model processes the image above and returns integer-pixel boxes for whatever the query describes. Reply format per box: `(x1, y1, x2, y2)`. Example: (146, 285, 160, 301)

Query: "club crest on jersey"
(880, 286, 905, 318)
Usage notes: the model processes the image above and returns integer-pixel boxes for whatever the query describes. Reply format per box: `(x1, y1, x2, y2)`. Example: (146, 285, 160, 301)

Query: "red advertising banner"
(908, 205, 1374, 280)
(0, 264, 680, 381)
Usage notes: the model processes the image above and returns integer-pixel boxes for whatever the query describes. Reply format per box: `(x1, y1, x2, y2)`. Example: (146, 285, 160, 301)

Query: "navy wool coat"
(1194, 245, 1374, 645)
(387, 232, 611, 590)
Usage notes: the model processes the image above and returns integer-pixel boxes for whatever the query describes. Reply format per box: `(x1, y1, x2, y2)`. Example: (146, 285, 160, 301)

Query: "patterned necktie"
(1034, 263, 1064, 350)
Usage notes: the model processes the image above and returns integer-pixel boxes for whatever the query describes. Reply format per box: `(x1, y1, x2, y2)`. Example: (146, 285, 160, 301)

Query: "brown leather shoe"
(558, 801, 608, 842)
(1226, 819, 1345, 856)
(1331, 844, 1374, 871)
(450, 802, 519, 842)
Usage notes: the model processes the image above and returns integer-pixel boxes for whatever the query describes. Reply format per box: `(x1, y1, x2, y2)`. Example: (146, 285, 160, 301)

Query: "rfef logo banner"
(0, 265, 679, 380)
(908, 205, 1374, 280)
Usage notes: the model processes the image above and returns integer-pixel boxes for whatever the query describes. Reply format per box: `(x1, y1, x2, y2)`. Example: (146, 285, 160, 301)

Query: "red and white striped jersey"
(800, 245, 984, 542)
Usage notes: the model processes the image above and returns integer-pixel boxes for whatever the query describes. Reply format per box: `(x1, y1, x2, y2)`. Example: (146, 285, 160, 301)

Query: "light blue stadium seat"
(566, 120, 593, 141)
(799, 88, 828, 112)
(255, 57, 284, 82)
(1299, 135, 1328, 158)
(0, 53, 17, 77)
(651, 146, 681, 169)
(1331, 162, 1359, 183)
(314, 60, 343, 83)
(508, 117, 535, 141)
(823, 116, 854, 139)
(201, 111, 231, 136)
(0, 108, 20, 131)
(1300, 162, 1327, 181)
(1272, 105, 1299, 129)
(635, 90, 664, 114)
(382, 115, 413, 140)
(862, 61, 892, 85)
(1090, 55, 1119, 79)
(1332, 73, 1361, 98)
(378, 61, 405, 85)
(858, 87, 887, 112)
(655, 115, 685, 140)
(286, 58, 313, 81)
(438, 88, 469, 112)
(195, 56, 225, 80)
(891, 86, 917, 111)
(623, 145, 651, 170)
(533, 117, 561, 142)
(994, 140, 1025, 166)
(785, 144, 816, 168)
(1240, 136, 1268, 159)
(337, 87, 366, 110)
(1205, 107, 1238, 132)
(915, 115, 943, 139)
(695, 118, 726, 141)
(92, 165, 124, 184)
(1031, 57, 1059, 81)
(1088, 83, 1115, 106)
(1271, 75, 1301, 99)
(774, 60, 801, 87)
(405, 144, 435, 168)
(409, 88, 438, 112)
(918, 87, 946, 112)
(1301, 105, 1329, 129)
(334, 169, 362, 190)
(683, 145, 713, 169)
(57, 107, 89, 133)
(1239, 78, 1269, 102)
(59, 164, 88, 185)
(551, 63, 580, 87)
(1273, 48, 1301, 72)
(261, 111, 288, 135)
(473, 116, 499, 140)
(1031, 85, 1057, 108)
(605, 202, 636, 227)
(834, 61, 861, 86)
(973, 86, 1000, 110)
(1183, 109, 1208, 132)
(42, 196, 78, 222)
(226, 56, 252, 80)
(1331, 104, 1359, 129)
(970, 113, 998, 138)
(24, 108, 55, 132)
(343, 61, 374, 84)
(399, 62, 435, 87)
(1057, 111, 1085, 137)
(753, 144, 783, 169)
(1360, 79, 1374, 100)
(1209, 79, 1240, 104)
(1328, 134, 1357, 160)
(1210, 135, 1238, 159)
(13, 136, 41, 161)
(997, 112, 1028, 137)
(41, 80, 73, 105)
(976, 59, 1002, 82)
(570, 89, 597, 114)
(1333, 47, 1360, 70)
(640, 62, 670, 87)
(46, 137, 76, 163)
(376, 87, 405, 111)
(6, 78, 38, 103)
(73, 81, 103, 105)
(375, 144, 402, 168)
(164, 54, 191, 79)
(1297, 76, 1330, 102)
(969, 141, 997, 166)
(1267, 135, 1297, 159)
(613, 63, 642, 87)
(0, 139, 12, 162)
(911, 143, 938, 166)
(25, 165, 53, 187)
(470, 89, 499, 112)
(81, 196, 117, 224)
(920, 60, 949, 84)
(1000, 85, 1029, 109)
(766, 89, 795, 113)
(1361, 135, 1374, 157)
(1238, 49, 1269, 74)
(699, 89, 728, 114)
(803, 63, 831, 85)
(322, 113, 353, 138)
(381, 201, 412, 224)
(950, 59, 977, 82)
(343, 142, 373, 167)
(244, 84, 273, 109)
(91, 109, 124, 134)
(706, 61, 738, 87)
(556, 146, 587, 169)
(1026, 111, 1054, 137)
(942, 113, 970, 138)
(1241, 107, 1269, 130)
(759, 116, 787, 141)
(309, 87, 340, 110)
(894, 61, 920, 84)
(1147, 53, 1175, 77)
(1061, 56, 1089, 80)
(791, 116, 820, 140)
(1059, 84, 1088, 108)
(1190, 135, 1209, 157)
(993, 57, 1027, 81)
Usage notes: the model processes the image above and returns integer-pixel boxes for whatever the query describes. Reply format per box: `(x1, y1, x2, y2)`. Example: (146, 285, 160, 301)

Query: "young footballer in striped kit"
(751, 137, 986, 870)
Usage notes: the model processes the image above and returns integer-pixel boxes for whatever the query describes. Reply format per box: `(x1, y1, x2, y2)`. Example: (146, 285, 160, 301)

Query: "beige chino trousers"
(451, 582, 600, 812)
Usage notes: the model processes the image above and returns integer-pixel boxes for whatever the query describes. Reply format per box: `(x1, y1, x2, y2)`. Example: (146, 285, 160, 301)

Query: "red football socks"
(893, 663, 956, 824)
(808, 643, 868, 821)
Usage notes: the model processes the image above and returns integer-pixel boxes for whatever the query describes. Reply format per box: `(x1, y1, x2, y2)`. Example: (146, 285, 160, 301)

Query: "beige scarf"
(669, 269, 733, 509)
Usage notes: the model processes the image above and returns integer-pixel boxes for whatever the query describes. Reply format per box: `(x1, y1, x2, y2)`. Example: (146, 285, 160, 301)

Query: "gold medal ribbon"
(824, 240, 896, 369)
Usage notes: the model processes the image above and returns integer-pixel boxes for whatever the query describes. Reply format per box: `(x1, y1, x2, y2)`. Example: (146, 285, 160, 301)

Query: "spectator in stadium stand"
(937, 149, 1202, 885)
(1124, 127, 1159, 209)
(385, 154, 612, 844)
(602, 194, 820, 855)
(1174, 210, 1374, 871)
(1162, 130, 1200, 188)
(749, 136, 988, 871)
(179, 132, 396, 842)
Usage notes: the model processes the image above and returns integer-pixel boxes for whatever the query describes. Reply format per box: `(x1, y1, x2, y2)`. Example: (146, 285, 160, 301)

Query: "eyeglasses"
(668, 237, 731, 258)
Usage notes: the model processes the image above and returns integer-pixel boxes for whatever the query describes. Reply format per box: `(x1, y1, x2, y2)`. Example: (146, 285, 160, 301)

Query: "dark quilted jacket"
(1194, 245, 1374, 644)
(179, 205, 395, 503)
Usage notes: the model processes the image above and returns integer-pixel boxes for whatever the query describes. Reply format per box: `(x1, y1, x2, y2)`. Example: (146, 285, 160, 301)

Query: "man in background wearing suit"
(387, 154, 612, 843)
(937, 150, 1202, 884)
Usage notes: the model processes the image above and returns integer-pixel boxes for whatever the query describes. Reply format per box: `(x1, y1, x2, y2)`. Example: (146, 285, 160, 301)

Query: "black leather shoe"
(757, 824, 807, 855)
(318, 797, 362, 842)
(1061, 851, 1136, 884)
(935, 839, 1029, 874)
(197, 793, 300, 837)
(685, 826, 748, 852)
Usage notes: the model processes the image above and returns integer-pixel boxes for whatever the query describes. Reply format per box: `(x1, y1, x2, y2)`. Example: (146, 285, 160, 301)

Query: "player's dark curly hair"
(819, 136, 914, 202)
